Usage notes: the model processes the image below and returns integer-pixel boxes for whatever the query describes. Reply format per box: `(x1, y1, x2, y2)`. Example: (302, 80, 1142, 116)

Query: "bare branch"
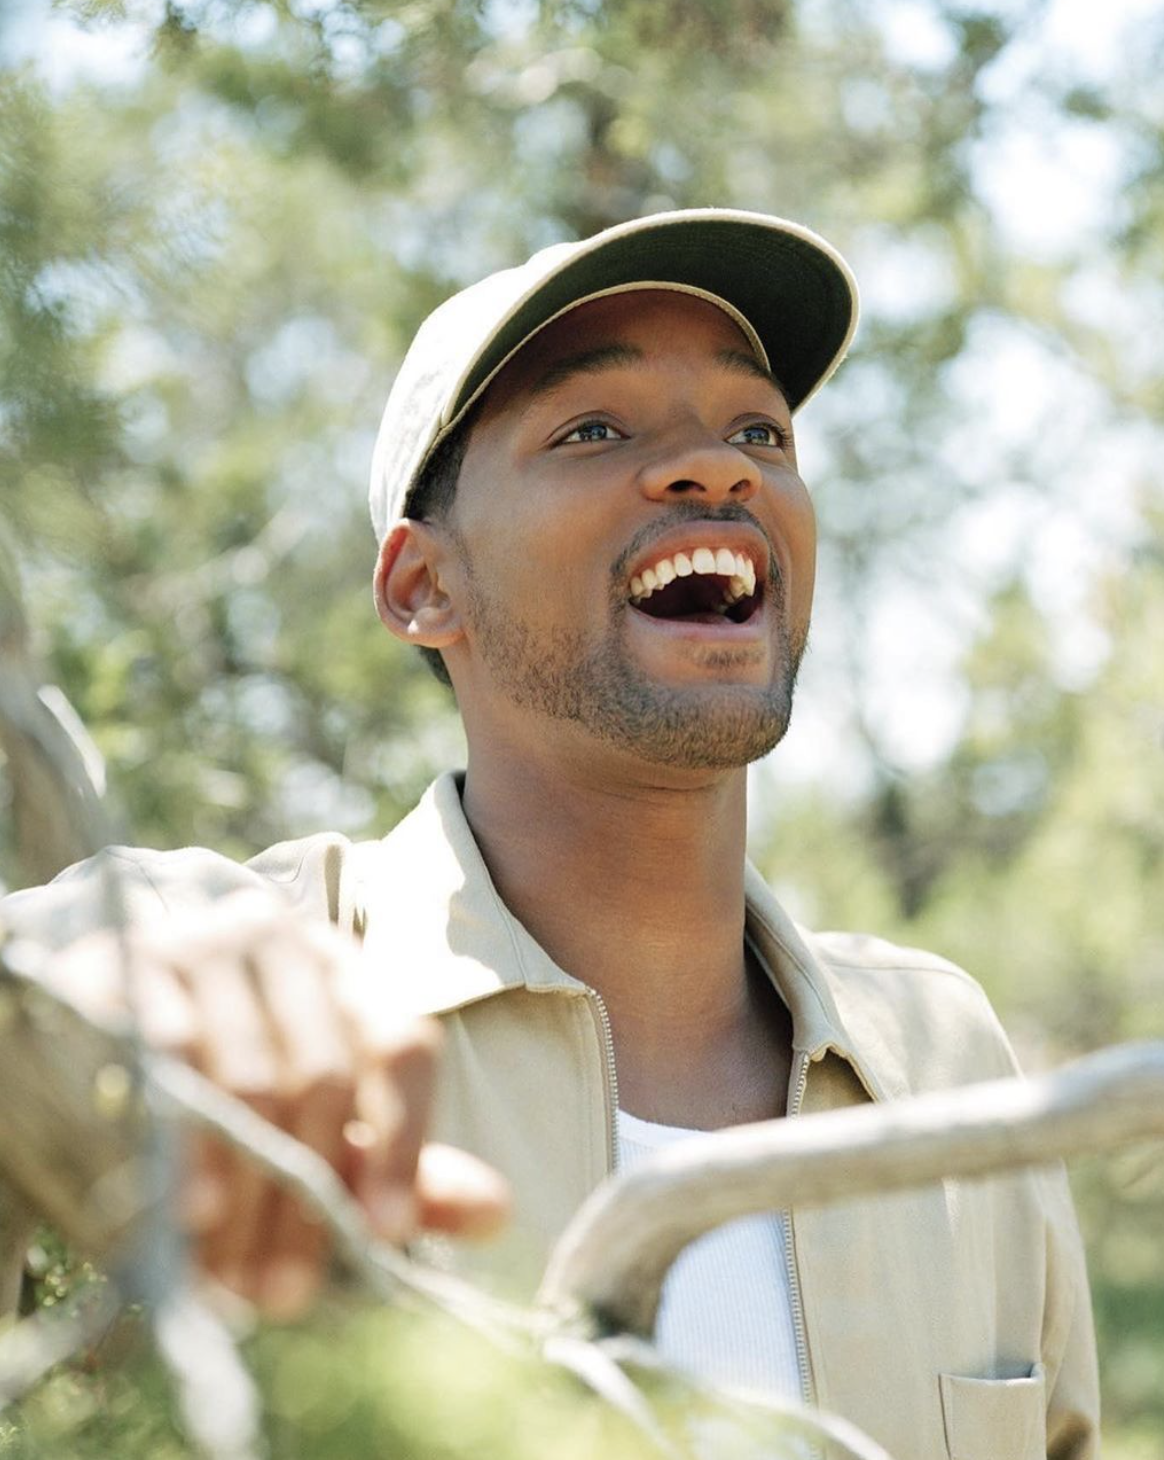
(0, 529, 112, 882)
(0, 1182, 35, 1324)
(596, 1334, 897, 1460)
(539, 1041, 1164, 1337)
(0, 1288, 120, 1408)
(151, 1289, 265, 1460)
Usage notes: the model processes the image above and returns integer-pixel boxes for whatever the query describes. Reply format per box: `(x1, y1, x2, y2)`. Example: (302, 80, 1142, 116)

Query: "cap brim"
(446, 210, 858, 427)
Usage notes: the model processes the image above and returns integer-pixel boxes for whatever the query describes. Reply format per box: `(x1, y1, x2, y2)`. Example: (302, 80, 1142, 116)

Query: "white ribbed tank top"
(616, 1108, 802, 1401)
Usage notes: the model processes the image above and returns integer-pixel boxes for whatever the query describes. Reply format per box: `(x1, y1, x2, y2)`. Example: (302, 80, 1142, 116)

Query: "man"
(2, 210, 1098, 1457)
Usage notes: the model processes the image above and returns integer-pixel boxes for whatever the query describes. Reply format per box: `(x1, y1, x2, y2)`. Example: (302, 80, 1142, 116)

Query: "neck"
(461, 743, 786, 1125)
(463, 747, 749, 996)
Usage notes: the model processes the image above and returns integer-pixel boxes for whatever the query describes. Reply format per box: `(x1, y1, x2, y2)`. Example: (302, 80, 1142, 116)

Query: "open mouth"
(629, 546, 762, 626)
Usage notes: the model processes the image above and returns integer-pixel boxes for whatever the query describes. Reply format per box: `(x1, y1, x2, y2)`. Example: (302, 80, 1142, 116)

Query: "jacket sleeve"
(811, 931, 1103, 1458)
(0, 833, 360, 953)
(1, 845, 286, 951)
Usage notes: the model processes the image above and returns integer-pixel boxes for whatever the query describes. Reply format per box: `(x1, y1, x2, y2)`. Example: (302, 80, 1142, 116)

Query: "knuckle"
(289, 1068, 355, 1113)
(378, 1018, 443, 1072)
(223, 1081, 283, 1121)
(154, 1030, 202, 1069)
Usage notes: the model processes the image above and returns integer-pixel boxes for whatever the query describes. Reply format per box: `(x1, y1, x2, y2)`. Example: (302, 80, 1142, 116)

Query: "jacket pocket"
(940, 1364, 1046, 1460)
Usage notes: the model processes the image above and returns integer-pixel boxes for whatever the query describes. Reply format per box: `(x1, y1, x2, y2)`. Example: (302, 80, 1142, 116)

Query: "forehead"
(477, 288, 776, 419)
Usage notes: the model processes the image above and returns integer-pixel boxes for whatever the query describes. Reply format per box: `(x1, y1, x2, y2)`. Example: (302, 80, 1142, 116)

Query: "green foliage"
(17, 1229, 104, 1319)
(1, 1294, 818, 1459)
(1076, 1151, 1164, 1456)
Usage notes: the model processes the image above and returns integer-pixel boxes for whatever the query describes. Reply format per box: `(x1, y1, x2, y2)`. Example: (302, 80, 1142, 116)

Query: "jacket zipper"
(589, 989, 620, 1172)
(593, 984, 814, 1425)
(785, 1049, 816, 1417)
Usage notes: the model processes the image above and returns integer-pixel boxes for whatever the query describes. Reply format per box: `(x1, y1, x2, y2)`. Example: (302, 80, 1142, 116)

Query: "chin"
(464, 603, 800, 767)
(584, 681, 796, 771)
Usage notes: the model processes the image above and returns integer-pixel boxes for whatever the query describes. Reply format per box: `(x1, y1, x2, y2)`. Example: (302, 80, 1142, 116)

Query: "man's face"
(441, 289, 817, 772)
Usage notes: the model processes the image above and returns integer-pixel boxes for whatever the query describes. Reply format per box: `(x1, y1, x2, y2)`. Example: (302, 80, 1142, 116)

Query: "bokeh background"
(1, 0, 1162, 1453)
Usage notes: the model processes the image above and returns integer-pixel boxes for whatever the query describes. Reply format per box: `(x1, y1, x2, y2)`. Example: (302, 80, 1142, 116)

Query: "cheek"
(773, 479, 817, 623)
(452, 510, 595, 628)
(454, 448, 614, 613)
(794, 509, 817, 612)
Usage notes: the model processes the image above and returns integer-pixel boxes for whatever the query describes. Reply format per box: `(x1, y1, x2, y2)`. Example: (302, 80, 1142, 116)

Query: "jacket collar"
(741, 863, 893, 1102)
(359, 772, 890, 1101)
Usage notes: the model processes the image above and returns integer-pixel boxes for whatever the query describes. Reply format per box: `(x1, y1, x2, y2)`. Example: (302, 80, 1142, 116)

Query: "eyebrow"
(714, 349, 791, 406)
(524, 344, 645, 403)
(520, 340, 791, 410)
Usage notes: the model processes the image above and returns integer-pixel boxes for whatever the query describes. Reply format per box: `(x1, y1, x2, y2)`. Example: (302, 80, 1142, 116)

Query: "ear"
(373, 521, 464, 650)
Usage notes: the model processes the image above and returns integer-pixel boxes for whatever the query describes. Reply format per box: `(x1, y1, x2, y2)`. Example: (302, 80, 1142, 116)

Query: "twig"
(152, 1289, 267, 1460)
(542, 1333, 684, 1459)
(0, 1287, 119, 1407)
(0, 1183, 34, 1325)
(595, 1333, 896, 1460)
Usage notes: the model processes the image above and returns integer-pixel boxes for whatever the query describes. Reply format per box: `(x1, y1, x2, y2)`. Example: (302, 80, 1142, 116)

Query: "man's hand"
(45, 892, 510, 1318)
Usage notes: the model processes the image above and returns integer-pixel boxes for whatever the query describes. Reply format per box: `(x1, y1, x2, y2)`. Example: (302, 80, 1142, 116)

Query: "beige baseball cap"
(368, 207, 859, 539)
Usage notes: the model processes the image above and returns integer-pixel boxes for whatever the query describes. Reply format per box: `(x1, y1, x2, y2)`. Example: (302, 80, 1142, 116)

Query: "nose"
(637, 427, 761, 506)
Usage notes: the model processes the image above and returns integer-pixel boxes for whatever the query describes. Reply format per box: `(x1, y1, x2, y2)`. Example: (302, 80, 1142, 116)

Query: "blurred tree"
(2, 0, 1163, 1451)
(3, 0, 1159, 874)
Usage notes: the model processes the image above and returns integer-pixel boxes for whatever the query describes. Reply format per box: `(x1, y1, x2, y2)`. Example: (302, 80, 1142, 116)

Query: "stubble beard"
(459, 558, 805, 772)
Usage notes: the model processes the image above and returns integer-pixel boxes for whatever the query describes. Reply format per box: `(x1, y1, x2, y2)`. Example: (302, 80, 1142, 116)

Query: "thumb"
(415, 1142, 511, 1240)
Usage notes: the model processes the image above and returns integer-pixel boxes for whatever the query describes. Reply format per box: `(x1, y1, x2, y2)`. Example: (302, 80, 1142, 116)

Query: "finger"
(41, 929, 127, 1017)
(415, 1143, 511, 1240)
(195, 1097, 282, 1302)
(132, 956, 200, 1063)
(330, 939, 429, 1055)
(172, 942, 280, 1093)
(175, 1130, 231, 1235)
(245, 920, 353, 1087)
(172, 947, 281, 1296)
(348, 1021, 443, 1241)
(239, 924, 363, 1316)
(256, 1075, 352, 1319)
(44, 929, 192, 1039)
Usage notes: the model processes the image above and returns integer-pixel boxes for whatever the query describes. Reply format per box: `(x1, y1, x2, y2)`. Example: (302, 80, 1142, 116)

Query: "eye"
(728, 421, 788, 448)
(558, 419, 625, 445)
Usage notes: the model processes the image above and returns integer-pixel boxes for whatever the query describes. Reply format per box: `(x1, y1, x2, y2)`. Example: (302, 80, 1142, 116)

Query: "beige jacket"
(3, 773, 1099, 1460)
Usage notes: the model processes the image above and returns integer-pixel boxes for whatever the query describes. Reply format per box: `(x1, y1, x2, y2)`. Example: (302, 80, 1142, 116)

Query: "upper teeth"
(630, 547, 757, 605)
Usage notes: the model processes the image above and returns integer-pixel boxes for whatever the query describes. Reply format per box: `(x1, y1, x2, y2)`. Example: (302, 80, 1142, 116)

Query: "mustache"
(609, 502, 778, 592)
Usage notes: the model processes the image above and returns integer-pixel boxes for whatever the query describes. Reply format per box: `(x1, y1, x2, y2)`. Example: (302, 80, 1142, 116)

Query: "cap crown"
(369, 209, 858, 538)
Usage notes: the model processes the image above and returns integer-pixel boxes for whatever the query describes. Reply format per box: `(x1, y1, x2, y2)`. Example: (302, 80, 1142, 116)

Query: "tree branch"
(538, 1041, 1164, 1337)
(0, 1182, 35, 1324)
